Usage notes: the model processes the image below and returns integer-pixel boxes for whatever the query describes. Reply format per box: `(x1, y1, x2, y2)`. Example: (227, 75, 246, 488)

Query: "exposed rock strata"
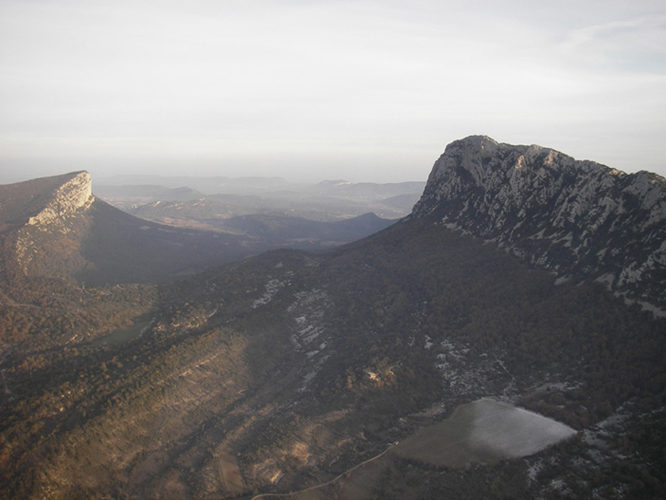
(410, 135, 666, 312)
(25, 171, 94, 228)
(7, 172, 95, 279)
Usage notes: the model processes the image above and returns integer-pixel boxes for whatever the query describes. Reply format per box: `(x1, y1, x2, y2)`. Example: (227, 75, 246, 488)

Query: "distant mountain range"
(1, 138, 665, 500)
(94, 177, 425, 221)
(95, 174, 291, 195)
(0, 172, 396, 286)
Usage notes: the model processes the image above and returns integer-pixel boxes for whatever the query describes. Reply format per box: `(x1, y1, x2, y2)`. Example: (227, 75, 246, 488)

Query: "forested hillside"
(1, 219, 665, 499)
(1, 139, 665, 499)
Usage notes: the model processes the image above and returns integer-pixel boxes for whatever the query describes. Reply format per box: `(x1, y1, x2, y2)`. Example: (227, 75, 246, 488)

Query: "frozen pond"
(395, 398, 577, 467)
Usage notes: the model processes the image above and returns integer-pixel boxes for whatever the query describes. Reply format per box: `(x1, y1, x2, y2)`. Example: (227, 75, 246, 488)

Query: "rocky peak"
(25, 171, 94, 230)
(0, 171, 95, 280)
(411, 136, 666, 313)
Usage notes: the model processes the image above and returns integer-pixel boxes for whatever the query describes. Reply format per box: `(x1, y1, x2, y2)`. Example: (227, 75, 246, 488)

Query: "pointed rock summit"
(411, 136, 666, 312)
(24, 171, 94, 228)
(0, 171, 94, 231)
(0, 171, 250, 285)
(0, 172, 95, 281)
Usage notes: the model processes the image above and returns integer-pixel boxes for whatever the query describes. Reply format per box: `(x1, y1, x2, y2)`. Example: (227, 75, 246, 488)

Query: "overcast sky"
(1, 0, 665, 184)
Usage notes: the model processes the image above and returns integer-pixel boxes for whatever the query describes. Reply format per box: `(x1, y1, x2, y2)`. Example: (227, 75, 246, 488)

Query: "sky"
(1, 0, 665, 184)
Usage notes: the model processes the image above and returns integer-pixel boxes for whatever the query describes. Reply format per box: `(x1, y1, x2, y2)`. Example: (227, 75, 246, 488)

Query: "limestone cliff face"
(410, 136, 666, 312)
(24, 171, 94, 229)
(13, 172, 95, 279)
(1, 171, 263, 285)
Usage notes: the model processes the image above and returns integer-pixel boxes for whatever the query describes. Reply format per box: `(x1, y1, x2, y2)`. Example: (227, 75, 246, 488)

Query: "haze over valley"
(1, 1, 665, 498)
(1, 136, 665, 499)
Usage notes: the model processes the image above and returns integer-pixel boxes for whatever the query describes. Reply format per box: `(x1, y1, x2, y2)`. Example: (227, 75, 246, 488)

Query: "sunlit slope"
(2, 219, 665, 499)
(2, 137, 666, 499)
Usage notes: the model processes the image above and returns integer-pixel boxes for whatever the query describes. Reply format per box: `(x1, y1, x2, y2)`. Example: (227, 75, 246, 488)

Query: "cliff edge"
(410, 136, 666, 312)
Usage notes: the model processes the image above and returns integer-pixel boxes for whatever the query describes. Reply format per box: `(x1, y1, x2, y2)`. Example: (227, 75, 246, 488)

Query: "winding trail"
(250, 442, 397, 500)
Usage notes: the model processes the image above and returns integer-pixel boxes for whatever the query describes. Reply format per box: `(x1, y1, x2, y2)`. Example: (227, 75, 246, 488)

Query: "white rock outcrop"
(411, 136, 666, 312)
(26, 171, 94, 230)
(15, 171, 95, 276)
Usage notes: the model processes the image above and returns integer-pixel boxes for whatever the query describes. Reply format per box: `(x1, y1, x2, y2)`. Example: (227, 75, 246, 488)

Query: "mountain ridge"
(1, 139, 665, 499)
(0, 173, 398, 286)
(410, 135, 666, 312)
(0, 171, 93, 231)
(0, 171, 95, 281)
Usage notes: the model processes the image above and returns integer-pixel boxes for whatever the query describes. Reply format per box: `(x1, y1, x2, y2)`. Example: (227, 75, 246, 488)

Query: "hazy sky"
(1, 0, 665, 184)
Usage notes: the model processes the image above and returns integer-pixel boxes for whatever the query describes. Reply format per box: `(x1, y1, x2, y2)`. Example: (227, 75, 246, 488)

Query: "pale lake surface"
(395, 398, 577, 467)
